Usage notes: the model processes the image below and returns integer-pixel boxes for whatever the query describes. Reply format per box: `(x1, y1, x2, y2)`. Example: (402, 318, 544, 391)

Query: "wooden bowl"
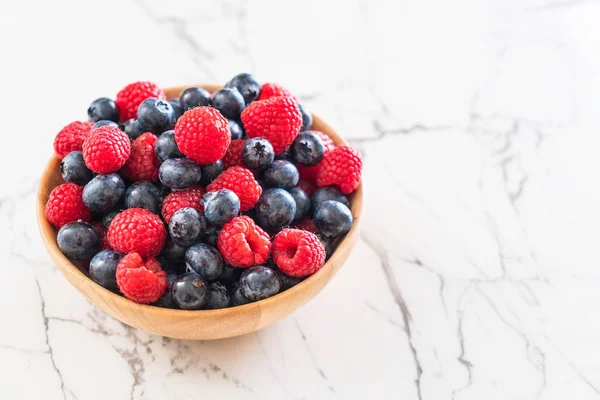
(36, 85, 363, 340)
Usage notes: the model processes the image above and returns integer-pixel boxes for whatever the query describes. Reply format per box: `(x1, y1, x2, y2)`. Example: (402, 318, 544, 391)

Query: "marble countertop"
(2, 0, 600, 398)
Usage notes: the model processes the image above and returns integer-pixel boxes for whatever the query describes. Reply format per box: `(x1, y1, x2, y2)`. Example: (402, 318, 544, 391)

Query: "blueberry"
(123, 119, 146, 140)
(240, 266, 281, 301)
(217, 265, 241, 286)
(169, 99, 184, 120)
(137, 98, 175, 134)
(274, 147, 292, 161)
(319, 234, 341, 259)
(154, 182, 171, 199)
(60, 151, 93, 185)
(289, 187, 310, 221)
(153, 272, 179, 308)
(225, 73, 261, 104)
(123, 181, 161, 214)
(204, 282, 230, 309)
(311, 186, 350, 211)
(155, 130, 184, 162)
(83, 174, 126, 214)
(201, 189, 240, 225)
(292, 131, 325, 166)
(276, 269, 304, 291)
(169, 208, 206, 247)
(228, 119, 244, 140)
(254, 188, 296, 231)
(89, 250, 124, 291)
(57, 222, 101, 260)
(87, 97, 119, 122)
(92, 120, 119, 130)
(199, 160, 224, 186)
(264, 160, 299, 189)
(231, 287, 251, 306)
(212, 88, 245, 120)
(161, 236, 187, 262)
(102, 209, 121, 228)
(203, 225, 221, 247)
(180, 87, 211, 110)
(171, 272, 208, 310)
(314, 200, 353, 237)
(298, 104, 312, 130)
(185, 243, 223, 280)
(242, 138, 274, 170)
(159, 158, 202, 189)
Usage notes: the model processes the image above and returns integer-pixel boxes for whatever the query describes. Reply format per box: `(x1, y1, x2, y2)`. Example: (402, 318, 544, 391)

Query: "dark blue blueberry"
(240, 266, 281, 301)
(153, 272, 179, 308)
(57, 222, 101, 260)
(225, 73, 261, 104)
(311, 186, 350, 211)
(254, 188, 296, 232)
(155, 130, 184, 162)
(161, 236, 187, 262)
(299, 104, 312, 130)
(201, 189, 240, 225)
(83, 173, 126, 214)
(228, 119, 244, 140)
(314, 200, 353, 237)
(171, 272, 208, 310)
(92, 120, 118, 130)
(289, 187, 310, 221)
(231, 287, 251, 306)
(242, 138, 274, 170)
(203, 225, 221, 247)
(274, 147, 292, 161)
(137, 98, 175, 134)
(60, 151, 93, 185)
(124, 181, 162, 214)
(212, 88, 245, 120)
(154, 182, 170, 199)
(276, 269, 304, 291)
(159, 158, 202, 189)
(199, 160, 224, 186)
(292, 131, 325, 166)
(123, 119, 146, 140)
(217, 265, 241, 286)
(169, 99, 184, 120)
(87, 97, 119, 122)
(102, 209, 122, 228)
(168, 208, 206, 247)
(264, 160, 299, 189)
(89, 250, 124, 291)
(185, 243, 223, 281)
(204, 282, 230, 309)
(180, 87, 211, 110)
(318, 234, 341, 259)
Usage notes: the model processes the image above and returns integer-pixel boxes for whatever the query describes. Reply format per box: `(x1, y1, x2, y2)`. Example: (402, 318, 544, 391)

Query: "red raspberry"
(107, 208, 166, 258)
(222, 139, 246, 169)
(115, 81, 166, 121)
(295, 218, 318, 233)
(175, 106, 230, 165)
(161, 186, 205, 223)
(217, 216, 271, 268)
(206, 167, 261, 211)
(296, 180, 317, 197)
(90, 222, 111, 250)
(241, 96, 302, 154)
(257, 82, 298, 102)
(45, 183, 91, 228)
(82, 126, 131, 174)
(121, 132, 160, 182)
(53, 121, 94, 159)
(116, 252, 167, 304)
(272, 229, 326, 277)
(296, 131, 335, 182)
(316, 145, 362, 194)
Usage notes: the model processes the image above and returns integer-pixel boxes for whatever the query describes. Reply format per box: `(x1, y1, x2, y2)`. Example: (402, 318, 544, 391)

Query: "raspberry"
(161, 186, 205, 223)
(206, 166, 261, 212)
(53, 121, 94, 159)
(257, 82, 298, 103)
(241, 96, 302, 154)
(115, 81, 166, 121)
(296, 131, 335, 182)
(82, 126, 131, 174)
(107, 208, 166, 258)
(296, 179, 317, 197)
(116, 252, 167, 304)
(222, 139, 246, 169)
(174, 106, 230, 165)
(272, 229, 326, 277)
(217, 216, 271, 268)
(295, 218, 318, 233)
(316, 145, 363, 194)
(121, 132, 160, 182)
(45, 183, 91, 228)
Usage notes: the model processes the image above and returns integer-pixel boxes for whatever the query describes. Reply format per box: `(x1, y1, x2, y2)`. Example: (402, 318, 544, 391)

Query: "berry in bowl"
(37, 75, 363, 340)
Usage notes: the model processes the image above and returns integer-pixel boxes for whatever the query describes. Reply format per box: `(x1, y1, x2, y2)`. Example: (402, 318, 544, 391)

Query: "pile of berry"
(45, 74, 362, 310)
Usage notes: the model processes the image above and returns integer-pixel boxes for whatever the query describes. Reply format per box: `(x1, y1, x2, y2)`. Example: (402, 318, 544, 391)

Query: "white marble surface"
(2, 0, 600, 398)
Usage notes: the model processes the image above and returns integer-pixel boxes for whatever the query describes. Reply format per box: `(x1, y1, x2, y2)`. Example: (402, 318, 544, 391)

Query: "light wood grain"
(36, 84, 363, 340)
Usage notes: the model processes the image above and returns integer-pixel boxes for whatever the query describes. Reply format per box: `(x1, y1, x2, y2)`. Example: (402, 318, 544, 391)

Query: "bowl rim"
(37, 84, 363, 319)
